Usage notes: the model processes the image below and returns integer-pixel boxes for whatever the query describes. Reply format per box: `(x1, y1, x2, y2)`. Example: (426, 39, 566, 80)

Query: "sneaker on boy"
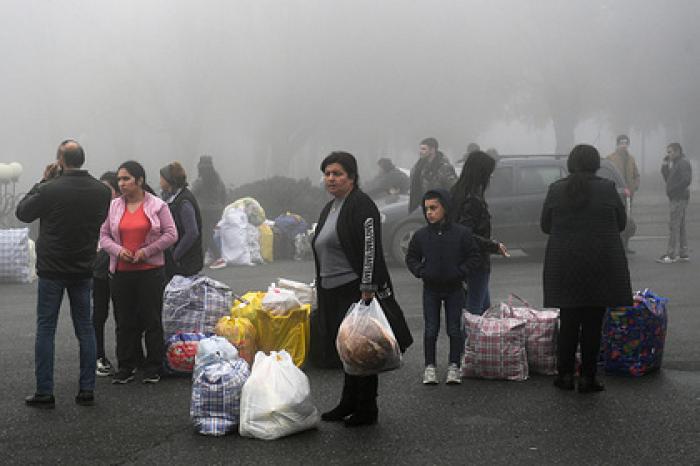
(423, 365, 438, 384)
(406, 189, 480, 384)
(96, 357, 114, 377)
(446, 363, 462, 384)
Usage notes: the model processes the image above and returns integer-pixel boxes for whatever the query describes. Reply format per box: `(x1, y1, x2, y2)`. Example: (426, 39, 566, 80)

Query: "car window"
(518, 166, 563, 194)
(488, 167, 514, 197)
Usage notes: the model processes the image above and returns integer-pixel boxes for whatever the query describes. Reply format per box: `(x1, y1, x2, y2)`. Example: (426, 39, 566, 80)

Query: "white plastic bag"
(276, 278, 316, 306)
(261, 284, 302, 315)
(195, 336, 240, 372)
(336, 298, 401, 376)
(218, 207, 252, 266)
(239, 351, 320, 440)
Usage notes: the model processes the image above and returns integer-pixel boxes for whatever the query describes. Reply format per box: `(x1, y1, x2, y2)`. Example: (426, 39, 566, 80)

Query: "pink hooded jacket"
(99, 192, 178, 273)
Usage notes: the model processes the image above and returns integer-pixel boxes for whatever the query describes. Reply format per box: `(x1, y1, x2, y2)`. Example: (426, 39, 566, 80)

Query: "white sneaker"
(655, 255, 678, 264)
(446, 364, 462, 384)
(422, 365, 438, 385)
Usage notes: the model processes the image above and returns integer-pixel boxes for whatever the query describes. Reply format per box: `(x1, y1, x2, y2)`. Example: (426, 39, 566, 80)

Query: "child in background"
(406, 189, 480, 384)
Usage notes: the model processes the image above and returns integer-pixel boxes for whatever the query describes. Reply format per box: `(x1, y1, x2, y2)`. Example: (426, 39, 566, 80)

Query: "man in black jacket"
(408, 138, 458, 212)
(406, 189, 480, 385)
(16, 140, 111, 408)
(657, 142, 693, 263)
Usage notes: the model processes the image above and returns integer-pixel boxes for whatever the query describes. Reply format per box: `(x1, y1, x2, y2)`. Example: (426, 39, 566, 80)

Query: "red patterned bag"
(462, 313, 528, 381)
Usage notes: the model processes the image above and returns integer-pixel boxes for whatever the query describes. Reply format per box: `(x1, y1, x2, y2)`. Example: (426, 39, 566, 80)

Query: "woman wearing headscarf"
(541, 144, 632, 393)
(99, 161, 177, 384)
(159, 162, 203, 281)
(311, 151, 412, 427)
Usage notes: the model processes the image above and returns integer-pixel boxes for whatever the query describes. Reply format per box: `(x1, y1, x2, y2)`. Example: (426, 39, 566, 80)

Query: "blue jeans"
(35, 277, 96, 394)
(466, 269, 491, 315)
(422, 287, 465, 366)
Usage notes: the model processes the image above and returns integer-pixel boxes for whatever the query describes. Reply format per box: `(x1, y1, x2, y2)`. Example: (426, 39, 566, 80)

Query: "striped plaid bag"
(462, 312, 528, 381)
(190, 353, 250, 436)
(485, 295, 559, 375)
(0, 228, 33, 283)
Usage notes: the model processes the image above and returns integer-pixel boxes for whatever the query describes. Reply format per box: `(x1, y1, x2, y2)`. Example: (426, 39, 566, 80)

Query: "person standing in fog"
(16, 140, 111, 408)
(450, 151, 509, 315)
(607, 134, 640, 254)
(99, 161, 177, 385)
(364, 157, 410, 199)
(408, 137, 458, 212)
(311, 151, 412, 427)
(93, 171, 121, 377)
(657, 142, 692, 263)
(159, 162, 204, 280)
(541, 144, 632, 393)
(191, 155, 227, 263)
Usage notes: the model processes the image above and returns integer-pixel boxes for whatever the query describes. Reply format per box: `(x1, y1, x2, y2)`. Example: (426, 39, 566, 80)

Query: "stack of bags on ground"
(215, 196, 313, 267)
(0, 227, 36, 284)
(461, 290, 668, 381)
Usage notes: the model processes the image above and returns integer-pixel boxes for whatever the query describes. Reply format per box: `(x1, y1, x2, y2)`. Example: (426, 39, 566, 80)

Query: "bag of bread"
(336, 298, 401, 376)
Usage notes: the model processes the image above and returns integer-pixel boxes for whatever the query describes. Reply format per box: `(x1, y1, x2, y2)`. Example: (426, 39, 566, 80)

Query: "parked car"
(379, 155, 569, 263)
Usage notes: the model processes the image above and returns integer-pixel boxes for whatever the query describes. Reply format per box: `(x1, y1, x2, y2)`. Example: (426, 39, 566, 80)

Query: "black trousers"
(92, 276, 116, 360)
(558, 307, 606, 377)
(110, 268, 165, 372)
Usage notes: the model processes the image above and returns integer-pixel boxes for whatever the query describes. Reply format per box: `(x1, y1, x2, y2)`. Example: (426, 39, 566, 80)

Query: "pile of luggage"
(161, 273, 320, 438)
(461, 290, 668, 381)
(215, 197, 313, 267)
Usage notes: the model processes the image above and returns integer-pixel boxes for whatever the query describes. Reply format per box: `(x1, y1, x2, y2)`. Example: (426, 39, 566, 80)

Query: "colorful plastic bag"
(191, 348, 250, 436)
(462, 313, 528, 381)
(231, 292, 265, 326)
(165, 332, 210, 373)
(195, 336, 240, 372)
(336, 298, 401, 376)
(239, 351, 320, 440)
(485, 294, 559, 375)
(601, 289, 668, 377)
(214, 316, 257, 366)
(256, 305, 311, 368)
(259, 223, 274, 262)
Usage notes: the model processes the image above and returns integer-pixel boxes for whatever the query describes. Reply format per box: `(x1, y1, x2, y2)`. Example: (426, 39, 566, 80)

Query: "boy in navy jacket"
(406, 189, 480, 384)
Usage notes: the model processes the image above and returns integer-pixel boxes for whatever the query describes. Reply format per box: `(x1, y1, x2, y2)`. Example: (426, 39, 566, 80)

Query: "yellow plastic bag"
(259, 224, 274, 263)
(255, 304, 311, 368)
(231, 292, 265, 326)
(214, 316, 257, 366)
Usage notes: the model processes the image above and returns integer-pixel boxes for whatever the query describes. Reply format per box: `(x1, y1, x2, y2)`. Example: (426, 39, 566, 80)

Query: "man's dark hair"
(377, 157, 395, 171)
(616, 134, 630, 145)
(667, 142, 683, 155)
(320, 151, 360, 187)
(420, 137, 439, 150)
(57, 139, 85, 168)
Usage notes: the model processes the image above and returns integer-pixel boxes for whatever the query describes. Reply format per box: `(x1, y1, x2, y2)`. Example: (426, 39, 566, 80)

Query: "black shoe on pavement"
(344, 410, 378, 428)
(112, 369, 135, 384)
(142, 371, 161, 384)
(321, 403, 354, 422)
(553, 374, 575, 390)
(25, 393, 55, 409)
(578, 376, 605, 393)
(75, 390, 95, 406)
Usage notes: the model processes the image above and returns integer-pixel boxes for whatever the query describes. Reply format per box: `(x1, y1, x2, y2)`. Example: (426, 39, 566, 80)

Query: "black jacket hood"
(422, 188, 453, 224)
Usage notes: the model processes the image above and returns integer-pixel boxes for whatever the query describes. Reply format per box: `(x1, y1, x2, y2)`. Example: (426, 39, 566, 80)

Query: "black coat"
(16, 170, 111, 279)
(312, 188, 413, 351)
(541, 176, 633, 308)
(165, 187, 204, 278)
(455, 193, 500, 272)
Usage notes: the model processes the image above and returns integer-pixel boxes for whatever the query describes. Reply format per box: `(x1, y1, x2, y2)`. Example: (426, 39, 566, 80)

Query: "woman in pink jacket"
(100, 161, 178, 384)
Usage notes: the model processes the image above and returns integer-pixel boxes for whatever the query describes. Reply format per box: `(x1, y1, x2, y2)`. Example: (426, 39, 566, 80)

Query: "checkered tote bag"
(190, 355, 250, 436)
(462, 312, 528, 381)
(0, 228, 33, 283)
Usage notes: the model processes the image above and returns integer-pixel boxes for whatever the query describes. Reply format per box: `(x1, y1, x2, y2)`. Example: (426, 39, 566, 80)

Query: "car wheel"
(391, 222, 422, 264)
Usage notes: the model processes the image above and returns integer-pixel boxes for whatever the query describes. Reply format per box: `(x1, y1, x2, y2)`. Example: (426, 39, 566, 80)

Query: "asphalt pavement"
(1, 198, 699, 465)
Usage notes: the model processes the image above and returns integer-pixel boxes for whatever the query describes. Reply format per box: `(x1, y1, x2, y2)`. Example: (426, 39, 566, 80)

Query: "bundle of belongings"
(272, 212, 310, 261)
(0, 227, 36, 284)
(190, 336, 251, 436)
(216, 281, 314, 367)
(336, 298, 401, 376)
(600, 289, 668, 376)
(238, 350, 320, 440)
(162, 275, 233, 374)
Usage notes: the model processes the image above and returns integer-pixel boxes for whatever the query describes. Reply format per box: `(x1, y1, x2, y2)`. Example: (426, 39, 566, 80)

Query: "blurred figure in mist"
(191, 155, 227, 263)
(606, 135, 640, 253)
(458, 142, 481, 164)
(364, 157, 409, 200)
(409, 137, 458, 213)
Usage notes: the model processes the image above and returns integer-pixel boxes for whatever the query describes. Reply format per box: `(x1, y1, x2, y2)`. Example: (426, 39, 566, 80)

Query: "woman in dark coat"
(311, 151, 412, 427)
(541, 144, 632, 393)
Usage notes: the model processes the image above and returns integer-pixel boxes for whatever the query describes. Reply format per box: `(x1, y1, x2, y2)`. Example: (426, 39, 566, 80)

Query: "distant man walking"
(607, 134, 640, 253)
(409, 137, 457, 212)
(16, 140, 111, 409)
(657, 142, 692, 264)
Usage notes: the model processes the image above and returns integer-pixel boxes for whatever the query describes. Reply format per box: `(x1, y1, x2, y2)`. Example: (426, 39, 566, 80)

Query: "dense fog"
(1, 0, 698, 192)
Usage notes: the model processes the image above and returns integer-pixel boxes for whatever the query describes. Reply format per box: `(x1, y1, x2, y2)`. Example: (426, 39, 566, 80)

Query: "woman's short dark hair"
(320, 151, 360, 187)
(566, 144, 601, 209)
(99, 171, 119, 194)
(160, 161, 188, 189)
(118, 160, 155, 195)
(450, 150, 497, 215)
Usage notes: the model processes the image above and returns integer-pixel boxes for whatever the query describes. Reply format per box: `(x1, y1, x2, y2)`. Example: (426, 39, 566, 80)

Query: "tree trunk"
(552, 114, 577, 155)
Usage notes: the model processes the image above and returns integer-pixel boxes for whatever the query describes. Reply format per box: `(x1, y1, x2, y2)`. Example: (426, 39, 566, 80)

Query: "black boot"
(344, 375, 378, 427)
(322, 374, 356, 422)
(553, 373, 575, 390)
(578, 376, 605, 393)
